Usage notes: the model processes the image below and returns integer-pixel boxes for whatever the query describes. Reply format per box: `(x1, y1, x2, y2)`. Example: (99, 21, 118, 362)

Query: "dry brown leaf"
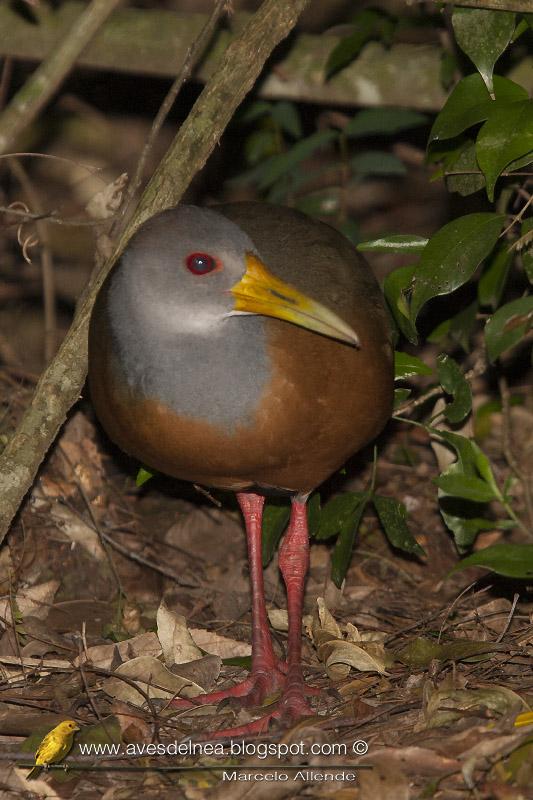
(74, 631, 162, 669)
(46, 504, 106, 561)
(189, 627, 251, 658)
(267, 609, 313, 633)
(85, 172, 128, 219)
(311, 597, 388, 679)
(156, 600, 203, 665)
(103, 654, 205, 705)
(0, 580, 60, 624)
(357, 753, 410, 800)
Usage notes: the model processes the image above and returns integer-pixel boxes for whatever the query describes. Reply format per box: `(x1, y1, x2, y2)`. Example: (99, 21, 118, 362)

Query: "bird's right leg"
(171, 492, 285, 710)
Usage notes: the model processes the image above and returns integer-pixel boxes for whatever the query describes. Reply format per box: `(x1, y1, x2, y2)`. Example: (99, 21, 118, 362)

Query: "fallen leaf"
(157, 600, 203, 665)
(418, 683, 526, 730)
(311, 597, 388, 679)
(0, 580, 60, 623)
(189, 628, 251, 659)
(74, 631, 162, 669)
(104, 655, 206, 705)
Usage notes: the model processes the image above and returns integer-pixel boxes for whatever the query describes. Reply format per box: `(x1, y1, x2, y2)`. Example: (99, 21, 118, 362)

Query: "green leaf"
(452, 8, 516, 94)
(262, 501, 290, 565)
(521, 217, 533, 283)
(330, 495, 368, 587)
(357, 235, 428, 253)
(435, 430, 500, 494)
(394, 351, 432, 380)
(373, 495, 425, 556)
(345, 108, 427, 138)
(393, 388, 411, 408)
(315, 492, 366, 541)
(383, 263, 418, 344)
(436, 354, 472, 423)
(428, 300, 478, 353)
(435, 474, 498, 503)
(450, 544, 533, 579)
(433, 429, 504, 547)
(271, 101, 302, 139)
(511, 17, 530, 42)
(429, 74, 528, 143)
(325, 10, 395, 78)
(476, 100, 533, 200)
(257, 130, 338, 190)
(440, 498, 514, 551)
(410, 213, 505, 323)
(351, 151, 406, 178)
(136, 467, 155, 487)
(307, 492, 321, 538)
(485, 295, 533, 362)
(478, 244, 512, 309)
(445, 139, 486, 197)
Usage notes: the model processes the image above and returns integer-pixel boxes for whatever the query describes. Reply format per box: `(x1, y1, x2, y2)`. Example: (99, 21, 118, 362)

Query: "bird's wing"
(34, 730, 54, 763)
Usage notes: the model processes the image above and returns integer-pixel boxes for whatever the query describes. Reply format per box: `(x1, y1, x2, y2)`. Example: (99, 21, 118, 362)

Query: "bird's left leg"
(276, 497, 315, 721)
(171, 492, 285, 712)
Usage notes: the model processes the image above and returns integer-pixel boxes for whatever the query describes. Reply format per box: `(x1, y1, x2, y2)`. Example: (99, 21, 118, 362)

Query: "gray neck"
(107, 272, 271, 432)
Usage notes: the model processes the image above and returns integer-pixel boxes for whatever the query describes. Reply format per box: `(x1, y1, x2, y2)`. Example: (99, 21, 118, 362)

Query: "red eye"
(186, 252, 218, 275)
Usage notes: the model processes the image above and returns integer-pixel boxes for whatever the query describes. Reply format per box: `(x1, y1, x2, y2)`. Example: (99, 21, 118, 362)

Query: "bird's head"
(56, 720, 80, 734)
(117, 205, 359, 346)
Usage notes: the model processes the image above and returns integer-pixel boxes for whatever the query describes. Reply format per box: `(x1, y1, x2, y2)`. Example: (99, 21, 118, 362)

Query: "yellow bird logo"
(27, 719, 80, 780)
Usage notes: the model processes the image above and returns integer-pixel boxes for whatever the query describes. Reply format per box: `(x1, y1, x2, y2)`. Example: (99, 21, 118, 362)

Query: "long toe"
(171, 665, 286, 711)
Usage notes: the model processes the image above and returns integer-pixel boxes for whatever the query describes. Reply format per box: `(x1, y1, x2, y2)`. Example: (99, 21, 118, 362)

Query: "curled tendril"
(8, 201, 40, 264)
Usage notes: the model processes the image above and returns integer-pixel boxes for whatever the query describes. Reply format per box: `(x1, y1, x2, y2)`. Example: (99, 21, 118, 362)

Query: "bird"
(88, 201, 393, 735)
(26, 719, 80, 779)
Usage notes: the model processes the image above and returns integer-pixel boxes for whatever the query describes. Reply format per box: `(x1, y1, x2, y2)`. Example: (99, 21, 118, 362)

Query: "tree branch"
(0, 0, 311, 543)
(426, 0, 533, 11)
(0, 0, 123, 155)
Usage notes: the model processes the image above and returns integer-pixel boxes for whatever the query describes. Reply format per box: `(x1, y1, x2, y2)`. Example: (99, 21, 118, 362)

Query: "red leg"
(172, 492, 284, 710)
(209, 498, 315, 738)
(277, 498, 314, 721)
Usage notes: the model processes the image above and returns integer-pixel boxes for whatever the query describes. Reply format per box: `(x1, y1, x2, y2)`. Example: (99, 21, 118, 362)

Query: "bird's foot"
(171, 663, 287, 711)
(209, 679, 316, 738)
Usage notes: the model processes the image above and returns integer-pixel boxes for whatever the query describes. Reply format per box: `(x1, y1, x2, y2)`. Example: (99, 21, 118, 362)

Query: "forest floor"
(0, 366, 532, 800)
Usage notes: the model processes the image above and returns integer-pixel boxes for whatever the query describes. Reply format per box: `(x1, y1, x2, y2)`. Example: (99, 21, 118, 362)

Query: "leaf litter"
(0, 377, 531, 799)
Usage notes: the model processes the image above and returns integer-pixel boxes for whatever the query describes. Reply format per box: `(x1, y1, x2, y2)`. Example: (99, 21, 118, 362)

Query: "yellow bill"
(230, 253, 359, 347)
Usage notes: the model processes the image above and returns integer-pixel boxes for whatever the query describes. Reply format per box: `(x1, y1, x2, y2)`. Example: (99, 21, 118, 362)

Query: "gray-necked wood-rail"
(88, 201, 393, 735)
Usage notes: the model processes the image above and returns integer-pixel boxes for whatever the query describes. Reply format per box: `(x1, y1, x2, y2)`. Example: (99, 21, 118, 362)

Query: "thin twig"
(500, 193, 533, 240)
(495, 593, 519, 644)
(116, 0, 228, 235)
(394, 355, 487, 417)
